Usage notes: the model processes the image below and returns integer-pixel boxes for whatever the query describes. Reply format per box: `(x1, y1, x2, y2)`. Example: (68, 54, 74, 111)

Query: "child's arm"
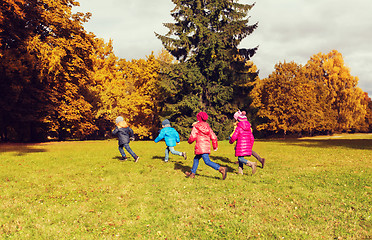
(210, 130, 218, 151)
(128, 128, 135, 141)
(229, 127, 239, 144)
(112, 127, 119, 135)
(229, 124, 237, 139)
(187, 127, 197, 144)
(154, 129, 165, 143)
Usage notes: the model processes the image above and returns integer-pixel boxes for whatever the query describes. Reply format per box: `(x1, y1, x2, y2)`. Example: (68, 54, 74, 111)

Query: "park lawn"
(0, 134, 371, 239)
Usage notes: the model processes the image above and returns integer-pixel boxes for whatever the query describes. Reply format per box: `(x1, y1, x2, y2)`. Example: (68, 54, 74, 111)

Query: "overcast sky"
(74, 0, 372, 97)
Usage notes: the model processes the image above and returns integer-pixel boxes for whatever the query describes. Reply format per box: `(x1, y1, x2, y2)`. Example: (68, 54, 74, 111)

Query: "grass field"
(0, 134, 371, 239)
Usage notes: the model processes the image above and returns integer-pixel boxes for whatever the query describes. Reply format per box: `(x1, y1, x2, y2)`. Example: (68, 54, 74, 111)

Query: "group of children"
(112, 111, 265, 180)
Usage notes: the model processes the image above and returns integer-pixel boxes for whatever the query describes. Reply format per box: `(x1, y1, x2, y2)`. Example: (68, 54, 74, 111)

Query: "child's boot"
(238, 166, 243, 175)
(218, 167, 227, 180)
(246, 161, 257, 175)
(259, 158, 265, 168)
(185, 171, 195, 178)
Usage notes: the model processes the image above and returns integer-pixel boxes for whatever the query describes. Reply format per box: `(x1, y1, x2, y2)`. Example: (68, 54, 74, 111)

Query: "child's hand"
(214, 148, 218, 151)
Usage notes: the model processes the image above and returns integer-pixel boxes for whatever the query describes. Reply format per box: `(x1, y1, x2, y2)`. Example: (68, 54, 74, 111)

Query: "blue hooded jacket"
(154, 127, 180, 147)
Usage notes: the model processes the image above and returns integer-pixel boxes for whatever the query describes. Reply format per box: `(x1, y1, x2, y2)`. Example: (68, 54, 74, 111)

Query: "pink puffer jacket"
(188, 122, 218, 155)
(229, 120, 254, 157)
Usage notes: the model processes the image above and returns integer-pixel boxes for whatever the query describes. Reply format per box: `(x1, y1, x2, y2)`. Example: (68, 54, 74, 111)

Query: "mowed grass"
(0, 134, 371, 239)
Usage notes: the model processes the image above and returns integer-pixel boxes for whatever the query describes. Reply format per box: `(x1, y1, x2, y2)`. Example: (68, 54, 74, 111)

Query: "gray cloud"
(75, 0, 372, 96)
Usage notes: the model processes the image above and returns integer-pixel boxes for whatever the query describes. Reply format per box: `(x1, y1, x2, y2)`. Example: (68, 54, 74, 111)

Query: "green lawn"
(0, 134, 371, 239)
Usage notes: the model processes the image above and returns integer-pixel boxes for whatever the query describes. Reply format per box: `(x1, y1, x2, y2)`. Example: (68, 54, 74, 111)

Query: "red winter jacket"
(229, 120, 254, 157)
(188, 122, 218, 155)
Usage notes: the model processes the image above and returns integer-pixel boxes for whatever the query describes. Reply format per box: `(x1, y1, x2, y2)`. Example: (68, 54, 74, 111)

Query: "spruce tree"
(156, 0, 258, 139)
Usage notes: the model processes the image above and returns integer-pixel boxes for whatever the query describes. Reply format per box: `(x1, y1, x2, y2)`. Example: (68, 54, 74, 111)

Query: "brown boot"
(218, 167, 227, 180)
(185, 171, 195, 178)
(246, 161, 257, 175)
(251, 162, 257, 175)
(238, 167, 243, 175)
(260, 158, 265, 168)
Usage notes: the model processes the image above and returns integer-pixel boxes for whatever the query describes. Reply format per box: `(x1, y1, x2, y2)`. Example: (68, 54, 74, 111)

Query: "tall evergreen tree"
(156, 0, 258, 139)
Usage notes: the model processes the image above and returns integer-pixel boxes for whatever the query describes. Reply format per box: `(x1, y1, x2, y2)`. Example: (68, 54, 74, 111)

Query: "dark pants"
(119, 143, 137, 159)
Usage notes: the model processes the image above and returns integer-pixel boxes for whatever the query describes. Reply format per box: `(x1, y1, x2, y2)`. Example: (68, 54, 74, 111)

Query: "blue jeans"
(191, 153, 220, 174)
(119, 144, 137, 159)
(238, 156, 251, 169)
(165, 146, 182, 161)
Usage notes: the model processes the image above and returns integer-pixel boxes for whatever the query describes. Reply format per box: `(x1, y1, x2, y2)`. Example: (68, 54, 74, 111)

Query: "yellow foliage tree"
(96, 53, 162, 139)
(252, 50, 368, 136)
(1, 0, 100, 141)
(304, 50, 367, 132)
(252, 61, 317, 135)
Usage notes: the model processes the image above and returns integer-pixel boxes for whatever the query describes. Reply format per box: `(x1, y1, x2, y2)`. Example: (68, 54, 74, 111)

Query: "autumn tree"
(252, 50, 368, 136)
(156, 0, 258, 139)
(252, 61, 318, 135)
(0, 0, 99, 141)
(357, 92, 372, 132)
(0, 0, 49, 141)
(96, 53, 162, 139)
(304, 50, 367, 132)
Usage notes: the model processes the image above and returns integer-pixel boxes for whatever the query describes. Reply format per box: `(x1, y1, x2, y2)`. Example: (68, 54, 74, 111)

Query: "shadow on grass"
(174, 160, 191, 173)
(173, 158, 237, 179)
(0, 143, 47, 156)
(113, 156, 124, 161)
(210, 155, 236, 164)
(276, 138, 372, 150)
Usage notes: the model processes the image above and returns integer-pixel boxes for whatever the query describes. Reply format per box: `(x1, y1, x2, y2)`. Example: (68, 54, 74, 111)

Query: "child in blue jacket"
(154, 119, 187, 162)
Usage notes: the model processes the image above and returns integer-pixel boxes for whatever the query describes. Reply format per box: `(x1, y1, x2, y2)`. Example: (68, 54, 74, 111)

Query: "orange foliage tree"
(95, 53, 162, 139)
(304, 50, 367, 132)
(0, 0, 99, 141)
(252, 50, 369, 135)
(252, 61, 318, 135)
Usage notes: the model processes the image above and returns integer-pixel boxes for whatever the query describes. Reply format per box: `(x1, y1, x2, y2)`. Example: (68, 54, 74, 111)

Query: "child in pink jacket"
(231, 110, 265, 172)
(185, 112, 227, 180)
(229, 111, 257, 175)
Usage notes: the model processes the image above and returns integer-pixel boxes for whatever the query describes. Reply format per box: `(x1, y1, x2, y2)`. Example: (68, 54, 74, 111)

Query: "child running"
(185, 112, 227, 180)
(229, 111, 256, 175)
(154, 119, 187, 162)
(112, 116, 139, 162)
(231, 110, 265, 170)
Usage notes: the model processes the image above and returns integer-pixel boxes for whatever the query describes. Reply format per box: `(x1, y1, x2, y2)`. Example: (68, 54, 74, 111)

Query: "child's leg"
(201, 154, 227, 180)
(124, 143, 138, 159)
(201, 154, 220, 170)
(252, 151, 265, 168)
(239, 156, 257, 174)
(118, 145, 126, 158)
(168, 146, 182, 156)
(191, 155, 202, 174)
(164, 147, 170, 162)
(238, 156, 247, 165)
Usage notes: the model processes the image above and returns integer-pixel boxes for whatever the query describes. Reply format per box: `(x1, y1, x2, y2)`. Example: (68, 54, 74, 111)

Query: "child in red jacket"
(185, 112, 227, 180)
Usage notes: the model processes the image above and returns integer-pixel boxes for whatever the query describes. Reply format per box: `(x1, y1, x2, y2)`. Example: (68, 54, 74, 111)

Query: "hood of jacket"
(195, 122, 211, 135)
(237, 120, 251, 131)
